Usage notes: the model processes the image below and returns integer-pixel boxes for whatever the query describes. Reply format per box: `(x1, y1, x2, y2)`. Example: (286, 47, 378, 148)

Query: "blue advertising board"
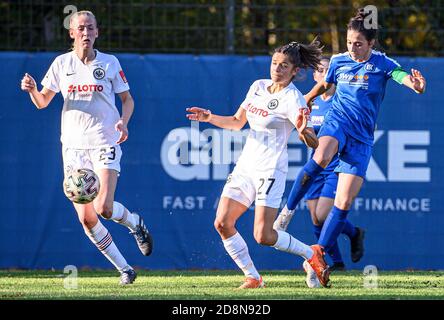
(0, 52, 442, 271)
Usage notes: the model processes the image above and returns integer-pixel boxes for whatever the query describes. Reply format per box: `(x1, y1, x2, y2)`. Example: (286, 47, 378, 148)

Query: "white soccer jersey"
(235, 79, 311, 174)
(41, 50, 130, 148)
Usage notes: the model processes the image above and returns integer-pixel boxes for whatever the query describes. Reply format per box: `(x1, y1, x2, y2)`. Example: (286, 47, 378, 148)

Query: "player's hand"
(21, 73, 37, 93)
(115, 119, 128, 144)
(296, 108, 310, 134)
(409, 69, 426, 94)
(186, 107, 212, 122)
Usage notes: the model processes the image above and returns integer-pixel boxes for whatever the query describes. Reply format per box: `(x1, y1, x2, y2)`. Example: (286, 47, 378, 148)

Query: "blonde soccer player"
(186, 40, 331, 288)
(20, 11, 153, 285)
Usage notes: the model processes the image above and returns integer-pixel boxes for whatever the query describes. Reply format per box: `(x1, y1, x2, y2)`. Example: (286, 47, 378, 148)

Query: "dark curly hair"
(274, 38, 323, 71)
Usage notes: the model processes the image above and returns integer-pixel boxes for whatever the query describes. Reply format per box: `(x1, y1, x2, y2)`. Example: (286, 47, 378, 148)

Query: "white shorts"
(221, 167, 286, 208)
(62, 145, 122, 176)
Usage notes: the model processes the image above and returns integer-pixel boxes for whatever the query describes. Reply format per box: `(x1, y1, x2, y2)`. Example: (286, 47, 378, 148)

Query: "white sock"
(85, 220, 131, 272)
(273, 230, 313, 260)
(222, 232, 260, 280)
(111, 201, 138, 232)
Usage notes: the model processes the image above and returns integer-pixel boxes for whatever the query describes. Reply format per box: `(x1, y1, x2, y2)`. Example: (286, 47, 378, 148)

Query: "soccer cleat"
(238, 276, 265, 289)
(351, 227, 365, 263)
(119, 268, 137, 285)
(273, 206, 295, 231)
(328, 262, 346, 272)
(303, 260, 321, 288)
(130, 213, 154, 256)
(307, 245, 330, 288)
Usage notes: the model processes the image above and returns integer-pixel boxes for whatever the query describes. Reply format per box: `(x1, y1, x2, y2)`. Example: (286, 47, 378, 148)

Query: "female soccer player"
(274, 58, 364, 287)
(20, 11, 153, 285)
(186, 40, 331, 288)
(274, 8, 426, 281)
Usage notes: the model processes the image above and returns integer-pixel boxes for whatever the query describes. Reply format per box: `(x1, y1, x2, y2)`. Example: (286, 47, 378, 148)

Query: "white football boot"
(303, 260, 321, 288)
(273, 206, 295, 231)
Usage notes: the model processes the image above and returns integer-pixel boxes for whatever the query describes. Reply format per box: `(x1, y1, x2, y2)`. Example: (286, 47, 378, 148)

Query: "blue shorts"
(318, 119, 372, 178)
(304, 172, 338, 200)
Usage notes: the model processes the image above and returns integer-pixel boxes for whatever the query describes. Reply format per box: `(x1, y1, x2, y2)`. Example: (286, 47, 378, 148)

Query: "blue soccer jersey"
(324, 50, 400, 145)
(310, 96, 339, 173)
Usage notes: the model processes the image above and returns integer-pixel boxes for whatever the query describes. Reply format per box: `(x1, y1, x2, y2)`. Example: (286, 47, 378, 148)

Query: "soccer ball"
(63, 168, 100, 204)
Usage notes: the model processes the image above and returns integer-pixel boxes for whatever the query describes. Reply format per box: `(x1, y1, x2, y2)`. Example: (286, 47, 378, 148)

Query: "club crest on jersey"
(93, 67, 105, 80)
(267, 99, 279, 110)
(365, 63, 375, 71)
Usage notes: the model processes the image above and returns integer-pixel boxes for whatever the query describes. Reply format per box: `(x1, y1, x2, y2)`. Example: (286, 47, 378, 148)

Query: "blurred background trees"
(1, 0, 442, 56)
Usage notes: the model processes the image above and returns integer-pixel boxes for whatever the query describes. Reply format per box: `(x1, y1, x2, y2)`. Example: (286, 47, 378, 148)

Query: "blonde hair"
(69, 10, 97, 29)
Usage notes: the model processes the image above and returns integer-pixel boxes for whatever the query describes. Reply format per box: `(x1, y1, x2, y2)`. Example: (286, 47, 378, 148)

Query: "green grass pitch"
(1, 270, 443, 300)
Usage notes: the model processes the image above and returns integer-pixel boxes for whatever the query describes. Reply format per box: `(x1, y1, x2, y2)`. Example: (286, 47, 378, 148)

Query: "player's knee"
(317, 156, 332, 168)
(254, 230, 275, 246)
(314, 151, 333, 168)
(335, 197, 354, 210)
(214, 218, 234, 236)
(315, 212, 328, 225)
(95, 203, 113, 219)
(78, 216, 97, 229)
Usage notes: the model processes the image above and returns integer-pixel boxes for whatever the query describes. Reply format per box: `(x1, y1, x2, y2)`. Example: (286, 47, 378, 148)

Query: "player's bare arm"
(186, 106, 247, 131)
(20, 73, 56, 109)
(116, 91, 134, 144)
(296, 108, 318, 148)
(305, 81, 333, 106)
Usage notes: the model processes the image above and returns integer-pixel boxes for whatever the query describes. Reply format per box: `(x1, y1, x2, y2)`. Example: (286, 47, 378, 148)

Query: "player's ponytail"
(347, 8, 378, 41)
(275, 38, 323, 72)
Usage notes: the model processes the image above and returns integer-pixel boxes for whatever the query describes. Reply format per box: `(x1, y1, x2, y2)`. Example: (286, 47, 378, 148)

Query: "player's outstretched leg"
(306, 244, 331, 287)
(223, 232, 265, 289)
(84, 220, 136, 285)
(273, 230, 330, 287)
(119, 268, 137, 285)
(109, 202, 153, 256)
(303, 260, 321, 288)
(286, 160, 324, 209)
(313, 224, 345, 272)
(273, 159, 324, 231)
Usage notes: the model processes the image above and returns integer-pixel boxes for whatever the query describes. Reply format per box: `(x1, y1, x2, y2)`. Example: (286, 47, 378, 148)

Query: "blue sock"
(286, 159, 324, 210)
(314, 224, 343, 264)
(341, 220, 357, 239)
(318, 206, 350, 251)
(328, 241, 344, 264)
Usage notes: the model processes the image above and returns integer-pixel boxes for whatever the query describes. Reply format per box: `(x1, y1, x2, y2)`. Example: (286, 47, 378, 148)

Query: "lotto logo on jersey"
(245, 103, 269, 117)
(119, 70, 128, 83)
(68, 84, 104, 93)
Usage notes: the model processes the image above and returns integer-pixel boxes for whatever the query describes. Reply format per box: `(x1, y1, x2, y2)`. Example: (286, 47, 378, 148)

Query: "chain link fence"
(1, 0, 443, 56)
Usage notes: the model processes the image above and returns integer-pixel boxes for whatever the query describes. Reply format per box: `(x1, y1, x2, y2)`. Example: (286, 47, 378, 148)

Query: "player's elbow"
(35, 102, 49, 109)
(232, 124, 243, 131)
(32, 93, 51, 109)
(232, 119, 245, 131)
(323, 81, 332, 91)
